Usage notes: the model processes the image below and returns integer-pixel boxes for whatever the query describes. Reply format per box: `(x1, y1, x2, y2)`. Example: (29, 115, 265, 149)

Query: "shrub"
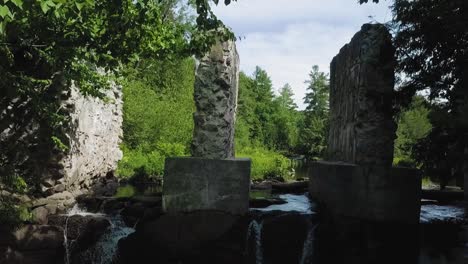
(237, 147, 291, 181)
(116, 143, 187, 179)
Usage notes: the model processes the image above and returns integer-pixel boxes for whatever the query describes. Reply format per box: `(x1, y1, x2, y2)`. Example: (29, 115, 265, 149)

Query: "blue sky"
(212, 0, 392, 109)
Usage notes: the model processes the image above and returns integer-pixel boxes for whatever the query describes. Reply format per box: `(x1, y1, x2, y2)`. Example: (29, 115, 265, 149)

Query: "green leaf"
(75, 2, 84, 11)
(0, 5, 12, 19)
(10, 0, 23, 9)
(40, 1, 50, 13)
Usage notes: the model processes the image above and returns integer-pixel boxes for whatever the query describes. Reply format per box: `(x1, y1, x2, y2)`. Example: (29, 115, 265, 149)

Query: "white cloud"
(212, 0, 392, 109)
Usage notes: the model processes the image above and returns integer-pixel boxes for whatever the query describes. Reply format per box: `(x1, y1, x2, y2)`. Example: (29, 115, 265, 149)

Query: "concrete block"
(309, 161, 421, 223)
(163, 157, 251, 215)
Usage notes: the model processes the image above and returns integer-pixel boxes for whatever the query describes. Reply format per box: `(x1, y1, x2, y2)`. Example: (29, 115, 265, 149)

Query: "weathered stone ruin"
(309, 24, 421, 223)
(163, 39, 251, 215)
(191, 40, 239, 159)
(327, 23, 396, 166)
(0, 81, 123, 221)
(58, 83, 123, 192)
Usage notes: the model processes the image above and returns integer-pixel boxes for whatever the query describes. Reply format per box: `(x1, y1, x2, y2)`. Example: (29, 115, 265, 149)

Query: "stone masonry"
(309, 24, 421, 224)
(327, 23, 396, 167)
(191, 40, 240, 159)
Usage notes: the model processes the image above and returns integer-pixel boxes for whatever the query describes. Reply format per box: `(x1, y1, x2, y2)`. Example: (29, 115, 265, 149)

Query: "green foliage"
(390, 0, 468, 183)
(117, 142, 187, 179)
(117, 58, 194, 179)
(298, 65, 330, 158)
(393, 96, 432, 167)
(237, 147, 291, 181)
(236, 67, 300, 153)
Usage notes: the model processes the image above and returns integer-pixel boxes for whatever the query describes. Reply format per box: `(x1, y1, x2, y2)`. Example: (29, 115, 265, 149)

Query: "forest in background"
(116, 56, 434, 182)
(0, 0, 466, 226)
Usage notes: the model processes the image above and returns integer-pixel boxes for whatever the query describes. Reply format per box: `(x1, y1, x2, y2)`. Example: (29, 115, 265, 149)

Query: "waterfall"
(79, 215, 135, 264)
(62, 204, 135, 264)
(64, 215, 71, 264)
(247, 220, 264, 264)
(299, 222, 318, 264)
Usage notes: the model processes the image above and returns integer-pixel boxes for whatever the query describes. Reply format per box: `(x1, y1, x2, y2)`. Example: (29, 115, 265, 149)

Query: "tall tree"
(299, 65, 330, 158)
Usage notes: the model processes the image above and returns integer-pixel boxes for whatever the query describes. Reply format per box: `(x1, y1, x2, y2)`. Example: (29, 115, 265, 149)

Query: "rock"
(191, 39, 240, 159)
(0, 225, 65, 264)
(42, 179, 56, 188)
(13, 225, 64, 251)
(48, 191, 73, 201)
(53, 184, 65, 193)
(121, 203, 146, 227)
(117, 210, 247, 264)
(58, 83, 123, 190)
(44, 203, 58, 215)
(48, 215, 110, 244)
(261, 213, 310, 264)
(31, 206, 49, 225)
(271, 181, 308, 194)
(251, 181, 272, 190)
(327, 23, 396, 166)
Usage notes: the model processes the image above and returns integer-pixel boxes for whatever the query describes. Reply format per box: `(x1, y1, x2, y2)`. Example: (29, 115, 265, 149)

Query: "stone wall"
(191, 40, 239, 159)
(1, 80, 123, 219)
(58, 83, 123, 191)
(327, 24, 396, 166)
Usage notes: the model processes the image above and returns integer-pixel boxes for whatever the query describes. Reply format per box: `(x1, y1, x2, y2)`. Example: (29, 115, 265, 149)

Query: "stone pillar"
(309, 24, 421, 224)
(163, 39, 250, 215)
(327, 23, 396, 167)
(191, 40, 239, 159)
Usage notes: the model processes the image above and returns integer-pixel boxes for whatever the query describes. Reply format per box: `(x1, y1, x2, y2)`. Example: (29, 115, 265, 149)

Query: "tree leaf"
(10, 0, 23, 9)
(40, 1, 50, 13)
(0, 5, 12, 19)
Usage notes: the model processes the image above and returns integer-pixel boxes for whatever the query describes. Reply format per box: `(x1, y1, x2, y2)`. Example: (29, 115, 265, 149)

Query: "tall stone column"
(163, 39, 250, 215)
(309, 24, 421, 224)
(327, 23, 396, 167)
(191, 40, 239, 159)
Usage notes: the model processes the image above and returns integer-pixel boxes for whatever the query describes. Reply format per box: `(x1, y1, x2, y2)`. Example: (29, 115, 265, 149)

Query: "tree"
(391, 0, 468, 187)
(276, 84, 297, 111)
(299, 65, 330, 158)
(272, 84, 299, 152)
(394, 96, 432, 166)
(362, 0, 468, 187)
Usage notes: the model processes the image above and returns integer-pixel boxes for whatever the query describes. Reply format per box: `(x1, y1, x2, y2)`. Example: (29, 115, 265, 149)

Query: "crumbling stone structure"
(309, 24, 421, 224)
(191, 40, 239, 159)
(327, 23, 396, 166)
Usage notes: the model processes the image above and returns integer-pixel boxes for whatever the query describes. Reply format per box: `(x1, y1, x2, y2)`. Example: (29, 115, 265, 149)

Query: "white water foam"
(254, 194, 314, 214)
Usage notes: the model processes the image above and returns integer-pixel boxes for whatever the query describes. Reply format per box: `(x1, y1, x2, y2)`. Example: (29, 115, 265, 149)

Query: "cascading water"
(246, 220, 264, 264)
(62, 204, 135, 264)
(299, 222, 318, 264)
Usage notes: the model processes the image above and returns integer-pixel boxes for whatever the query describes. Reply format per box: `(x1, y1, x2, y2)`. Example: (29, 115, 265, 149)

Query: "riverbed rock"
(31, 206, 49, 225)
(117, 210, 249, 264)
(0, 225, 65, 264)
(261, 213, 310, 264)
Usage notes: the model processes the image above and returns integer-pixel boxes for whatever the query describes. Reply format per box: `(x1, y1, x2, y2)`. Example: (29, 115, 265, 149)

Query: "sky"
(212, 0, 393, 109)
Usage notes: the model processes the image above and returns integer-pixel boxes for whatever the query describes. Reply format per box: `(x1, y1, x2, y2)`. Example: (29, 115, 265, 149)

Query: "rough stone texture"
(163, 157, 251, 214)
(309, 161, 421, 223)
(1, 78, 123, 209)
(327, 23, 396, 166)
(58, 83, 123, 189)
(0, 225, 65, 264)
(191, 40, 240, 159)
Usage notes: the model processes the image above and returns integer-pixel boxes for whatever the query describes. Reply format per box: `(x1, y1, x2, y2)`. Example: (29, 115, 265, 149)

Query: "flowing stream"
(249, 193, 316, 264)
(63, 204, 135, 264)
